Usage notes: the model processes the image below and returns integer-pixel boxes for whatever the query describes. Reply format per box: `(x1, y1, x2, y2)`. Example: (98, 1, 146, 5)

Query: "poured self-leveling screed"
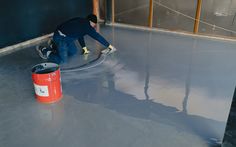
(0, 24, 236, 147)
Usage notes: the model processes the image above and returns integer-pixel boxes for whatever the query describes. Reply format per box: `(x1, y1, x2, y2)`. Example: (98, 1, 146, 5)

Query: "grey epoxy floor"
(1, 25, 236, 147)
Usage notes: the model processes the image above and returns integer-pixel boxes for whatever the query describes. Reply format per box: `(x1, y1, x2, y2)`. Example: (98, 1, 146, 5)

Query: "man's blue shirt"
(56, 17, 110, 47)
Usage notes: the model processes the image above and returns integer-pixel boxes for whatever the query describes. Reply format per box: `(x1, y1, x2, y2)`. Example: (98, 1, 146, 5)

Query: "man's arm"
(78, 37, 86, 48)
(87, 27, 110, 47)
(78, 37, 90, 54)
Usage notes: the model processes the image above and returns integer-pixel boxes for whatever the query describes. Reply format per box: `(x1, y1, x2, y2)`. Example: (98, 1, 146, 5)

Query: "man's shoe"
(47, 39, 57, 51)
(36, 46, 48, 59)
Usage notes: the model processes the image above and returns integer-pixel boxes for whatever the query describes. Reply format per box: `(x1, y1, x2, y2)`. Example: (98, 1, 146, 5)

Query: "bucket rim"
(32, 62, 59, 74)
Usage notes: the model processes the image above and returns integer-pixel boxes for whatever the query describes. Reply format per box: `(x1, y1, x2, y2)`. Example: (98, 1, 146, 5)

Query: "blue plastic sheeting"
(1, 25, 236, 147)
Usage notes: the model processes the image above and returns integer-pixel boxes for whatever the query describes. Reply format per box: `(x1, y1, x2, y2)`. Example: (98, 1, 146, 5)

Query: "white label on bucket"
(33, 83, 49, 97)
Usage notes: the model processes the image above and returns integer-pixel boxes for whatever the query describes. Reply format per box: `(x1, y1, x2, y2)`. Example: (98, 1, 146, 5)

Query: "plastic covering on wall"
(111, 0, 236, 38)
(199, 0, 236, 37)
(115, 0, 150, 26)
(153, 0, 196, 32)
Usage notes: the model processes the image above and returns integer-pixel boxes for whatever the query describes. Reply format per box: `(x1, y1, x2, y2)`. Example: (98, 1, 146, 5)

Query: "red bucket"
(32, 63, 62, 103)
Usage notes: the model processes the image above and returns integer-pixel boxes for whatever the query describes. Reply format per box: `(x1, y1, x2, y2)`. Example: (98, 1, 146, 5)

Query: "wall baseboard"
(0, 33, 53, 56)
(107, 22, 236, 43)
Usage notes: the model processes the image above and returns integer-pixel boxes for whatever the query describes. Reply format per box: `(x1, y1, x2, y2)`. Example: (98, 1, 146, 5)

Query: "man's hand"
(82, 47, 90, 54)
(101, 45, 117, 54)
(108, 45, 117, 53)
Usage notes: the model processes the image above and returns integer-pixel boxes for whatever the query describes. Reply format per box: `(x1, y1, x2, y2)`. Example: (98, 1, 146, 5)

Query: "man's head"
(87, 14, 97, 27)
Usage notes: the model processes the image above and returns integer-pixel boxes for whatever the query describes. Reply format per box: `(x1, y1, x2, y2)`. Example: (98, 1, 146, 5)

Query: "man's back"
(56, 17, 91, 38)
